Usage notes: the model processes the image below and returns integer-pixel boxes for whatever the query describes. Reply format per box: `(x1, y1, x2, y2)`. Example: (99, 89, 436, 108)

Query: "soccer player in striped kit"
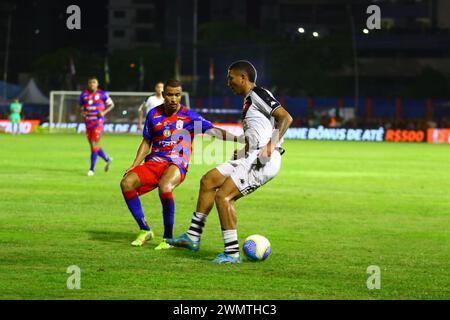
(79, 76, 115, 176)
(168, 61, 293, 264)
(120, 79, 243, 250)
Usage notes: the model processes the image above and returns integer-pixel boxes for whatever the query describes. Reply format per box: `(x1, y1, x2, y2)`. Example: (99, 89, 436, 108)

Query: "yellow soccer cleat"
(131, 230, 154, 247)
(154, 239, 174, 250)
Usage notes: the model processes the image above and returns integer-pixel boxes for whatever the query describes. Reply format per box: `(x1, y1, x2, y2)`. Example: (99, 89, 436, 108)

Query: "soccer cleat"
(87, 170, 95, 176)
(166, 233, 200, 251)
(212, 253, 242, 264)
(154, 239, 174, 250)
(105, 157, 113, 172)
(131, 230, 154, 247)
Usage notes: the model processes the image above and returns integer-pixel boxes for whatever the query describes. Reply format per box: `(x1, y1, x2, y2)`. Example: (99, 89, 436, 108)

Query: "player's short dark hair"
(164, 79, 182, 90)
(87, 76, 99, 81)
(228, 60, 257, 83)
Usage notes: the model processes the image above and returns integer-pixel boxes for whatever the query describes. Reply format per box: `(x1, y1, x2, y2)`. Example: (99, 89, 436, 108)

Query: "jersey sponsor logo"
(161, 140, 177, 147)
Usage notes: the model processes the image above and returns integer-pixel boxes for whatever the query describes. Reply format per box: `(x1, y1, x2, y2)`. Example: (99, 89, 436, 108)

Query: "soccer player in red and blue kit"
(120, 79, 243, 250)
(79, 76, 115, 176)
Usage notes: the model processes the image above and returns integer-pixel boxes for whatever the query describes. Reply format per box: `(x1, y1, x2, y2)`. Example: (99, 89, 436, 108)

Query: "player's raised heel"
(212, 253, 242, 264)
(166, 233, 200, 251)
(105, 158, 113, 172)
(131, 230, 154, 247)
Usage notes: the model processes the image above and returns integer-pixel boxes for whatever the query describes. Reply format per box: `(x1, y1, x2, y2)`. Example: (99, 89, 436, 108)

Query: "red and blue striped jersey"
(143, 104, 213, 174)
(79, 90, 113, 129)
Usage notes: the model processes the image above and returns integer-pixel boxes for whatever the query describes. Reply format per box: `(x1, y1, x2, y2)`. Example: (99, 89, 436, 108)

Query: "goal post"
(48, 91, 191, 133)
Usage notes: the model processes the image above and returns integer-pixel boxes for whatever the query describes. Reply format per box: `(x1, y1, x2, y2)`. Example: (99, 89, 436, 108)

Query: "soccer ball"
(243, 235, 271, 261)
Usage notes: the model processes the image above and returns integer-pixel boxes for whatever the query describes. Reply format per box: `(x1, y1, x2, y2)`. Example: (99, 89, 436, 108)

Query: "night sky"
(2, 0, 216, 80)
(2, 0, 108, 79)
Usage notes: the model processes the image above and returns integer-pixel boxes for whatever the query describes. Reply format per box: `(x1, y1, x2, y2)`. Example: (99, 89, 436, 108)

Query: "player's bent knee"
(120, 175, 136, 191)
(214, 191, 230, 204)
(200, 175, 211, 189)
(120, 178, 128, 191)
(200, 171, 220, 190)
(158, 184, 174, 194)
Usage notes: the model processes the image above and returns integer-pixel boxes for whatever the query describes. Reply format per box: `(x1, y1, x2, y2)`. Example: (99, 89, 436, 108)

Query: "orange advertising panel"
(427, 128, 450, 144)
(385, 129, 425, 143)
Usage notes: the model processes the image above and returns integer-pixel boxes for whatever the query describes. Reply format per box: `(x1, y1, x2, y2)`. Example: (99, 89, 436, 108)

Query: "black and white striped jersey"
(242, 86, 283, 151)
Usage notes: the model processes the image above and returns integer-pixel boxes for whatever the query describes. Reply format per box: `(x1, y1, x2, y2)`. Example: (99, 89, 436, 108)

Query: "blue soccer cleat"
(166, 233, 200, 252)
(212, 253, 242, 264)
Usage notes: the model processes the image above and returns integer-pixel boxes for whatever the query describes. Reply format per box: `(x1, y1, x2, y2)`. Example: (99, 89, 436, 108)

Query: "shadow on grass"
(162, 246, 221, 261)
(87, 230, 133, 243)
(87, 230, 223, 262)
(35, 167, 83, 175)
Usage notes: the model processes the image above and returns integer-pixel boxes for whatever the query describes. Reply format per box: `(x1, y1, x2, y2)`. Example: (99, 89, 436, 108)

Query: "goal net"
(48, 91, 191, 133)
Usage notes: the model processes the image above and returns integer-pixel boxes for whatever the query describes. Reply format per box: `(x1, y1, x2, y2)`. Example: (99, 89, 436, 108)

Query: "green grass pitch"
(0, 134, 449, 299)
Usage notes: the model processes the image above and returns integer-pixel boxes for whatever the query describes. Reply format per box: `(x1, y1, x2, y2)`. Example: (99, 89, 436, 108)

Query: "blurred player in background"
(9, 98, 22, 135)
(169, 60, 293, 264)
(120, 79, 243, 250)
(137, 81, 165, 132)
(79, 76, 115, 176)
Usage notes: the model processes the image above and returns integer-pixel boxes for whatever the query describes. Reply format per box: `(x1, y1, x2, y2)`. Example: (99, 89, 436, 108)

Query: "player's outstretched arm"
(259, 106, 293, 158)
(206, 127, 245, 144)
(206, 127, 248, 160)
(125, 138, 152, 174)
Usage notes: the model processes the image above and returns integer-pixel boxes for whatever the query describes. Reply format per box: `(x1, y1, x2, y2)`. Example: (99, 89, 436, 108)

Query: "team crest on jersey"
(163, 129, 172, 137)
(95, 94, 100, 100)
(176, 120, 184, 130)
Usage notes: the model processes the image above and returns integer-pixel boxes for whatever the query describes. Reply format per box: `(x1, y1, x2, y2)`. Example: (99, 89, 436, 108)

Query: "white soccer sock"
(223, 229, 240, 257)
(187, 212, 208, 242)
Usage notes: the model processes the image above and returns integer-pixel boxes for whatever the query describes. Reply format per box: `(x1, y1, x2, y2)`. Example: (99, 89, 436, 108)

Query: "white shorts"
(216, 149, 282, 196)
